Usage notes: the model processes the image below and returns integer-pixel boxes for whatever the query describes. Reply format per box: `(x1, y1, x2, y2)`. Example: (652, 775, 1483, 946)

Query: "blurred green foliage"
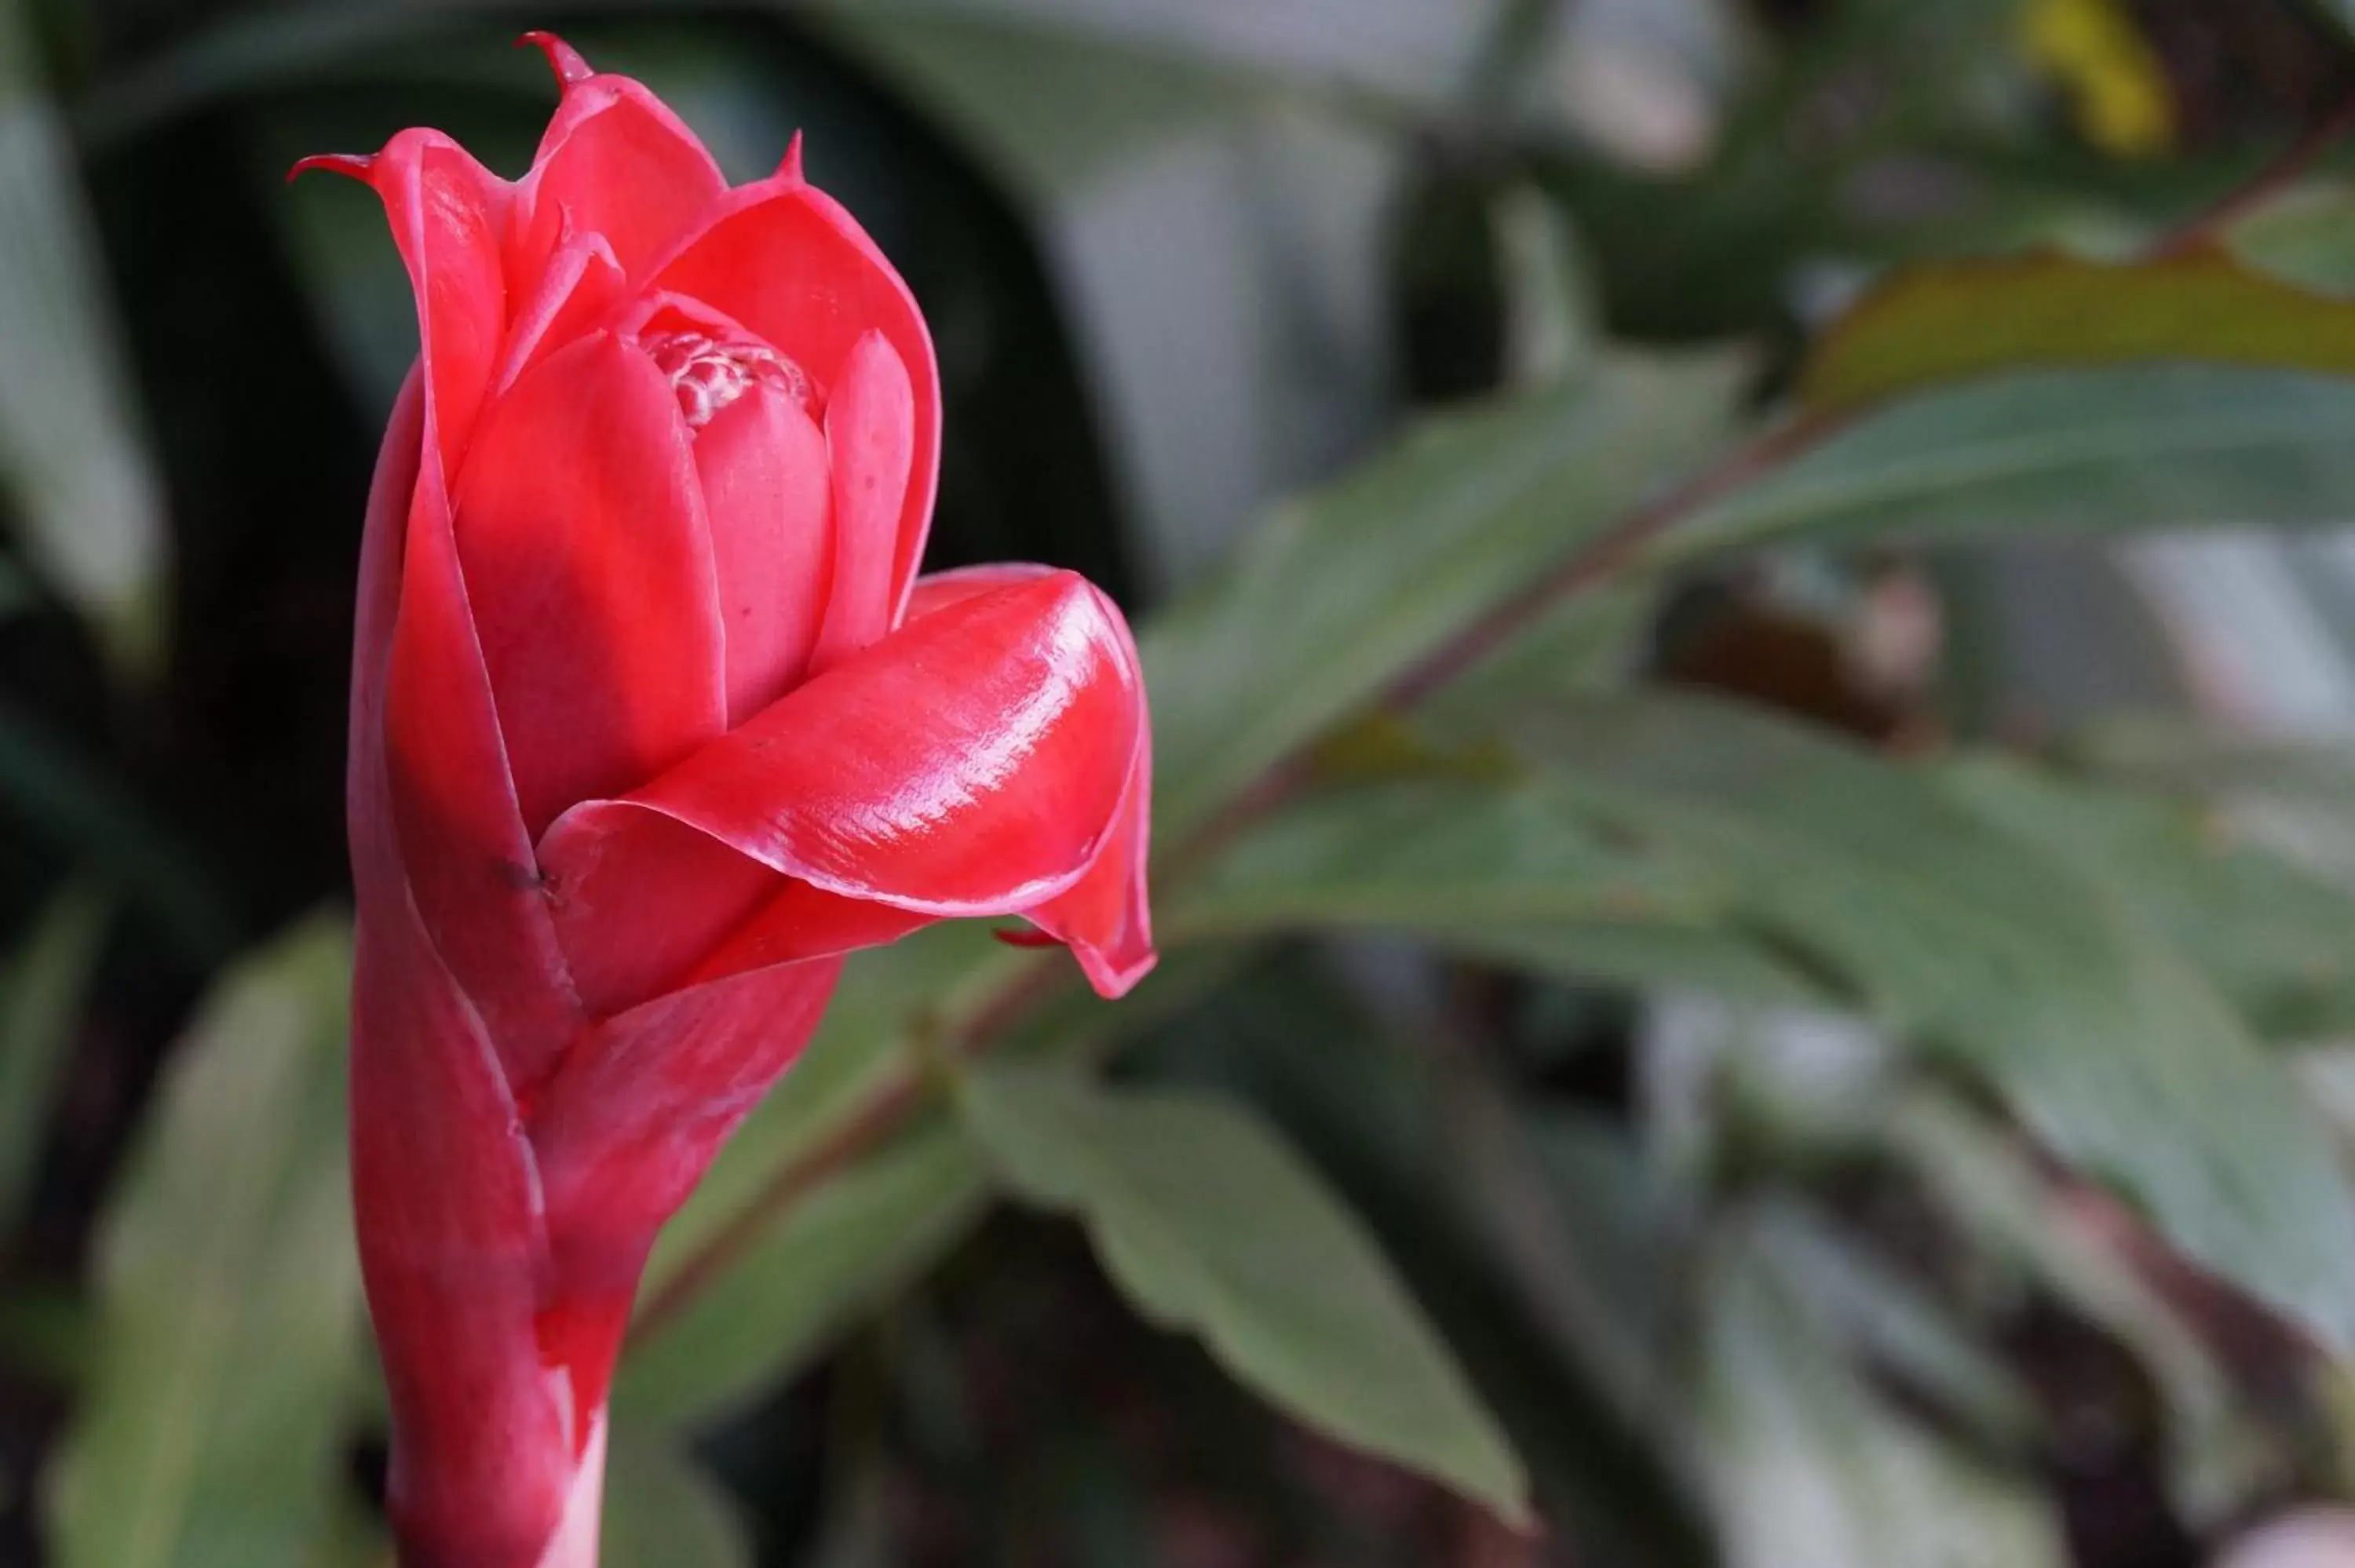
(17, 1, 2355, 1565)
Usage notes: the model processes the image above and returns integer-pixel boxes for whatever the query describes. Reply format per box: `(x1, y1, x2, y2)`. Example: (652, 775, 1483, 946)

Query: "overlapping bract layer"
(318, 35, 1151, 1566)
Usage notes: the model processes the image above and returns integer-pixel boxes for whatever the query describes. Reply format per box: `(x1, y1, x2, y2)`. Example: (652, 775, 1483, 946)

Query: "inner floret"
(641, 329, 819, 430)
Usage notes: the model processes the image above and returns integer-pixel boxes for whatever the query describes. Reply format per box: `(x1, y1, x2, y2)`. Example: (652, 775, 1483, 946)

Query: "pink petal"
(810, 331, 915, 669)
(698, 381, 834, 722)
(452, 330, 727, 839)
(539, 570, 1144, 930)
(349, 375, 573, 1563)
(529, 958, 844, 1418)
(907, 567, 1156, 997)
(686, 878, 936, 983)
(511, 53, 728, 288)
(1013, 722, 1156, 996)
(352, 920, 571, 1565)
(299, 129, 513, 481)
(544, 811, 778, 1017)
(366, 368, 582, 1085)
(650, 172, 940, 624)
(491, 231, 627, 397)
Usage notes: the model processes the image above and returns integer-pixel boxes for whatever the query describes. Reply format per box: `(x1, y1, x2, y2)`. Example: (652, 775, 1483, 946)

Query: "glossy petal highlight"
(539, 570, 1143, 925)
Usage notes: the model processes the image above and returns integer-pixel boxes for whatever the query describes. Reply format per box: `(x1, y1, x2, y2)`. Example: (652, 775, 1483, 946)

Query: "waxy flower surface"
(307, 35, 1151, 1567)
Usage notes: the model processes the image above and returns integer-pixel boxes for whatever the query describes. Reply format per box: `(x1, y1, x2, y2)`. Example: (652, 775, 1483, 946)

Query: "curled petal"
(1011, 720, 1154, 996)
(540, 571, 1148, 987)
(651, 172, 940, 623)
(453, 331, 727, 838)
(304, 129, 513, 480)
(520, 30, 595, 86)
(904, 565, 1155, 996)
(511, 48, 728, 288)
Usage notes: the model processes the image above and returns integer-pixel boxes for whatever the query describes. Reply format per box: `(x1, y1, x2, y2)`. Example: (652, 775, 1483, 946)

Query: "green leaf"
(1942, 758, 2355, 1039)
(1170, 773, 1719, 939)
(1146, 353, 1742, 840)
(1677, 366, 2355, 563)
(1448, 921, 1830, 1005)
(809, 0, 1505, 152)
(2228, 183, 2355, 297)
(1799, 250, 2355, 411)
(0, 885, 108, 1232)
(617, 1120, 993, 1432)
(1513, 692, 2355, 1351)
(809, 8, 1276, 199)
(1700, 1218, 2067, 1568)
(957, 1067, 1529, 1523)
(49, 917, 362, 1568)
(0, 0, 169, 666)
(293, 1497, 387, 1568)
(601, 1433, 752, 1568)
(1170, 766, 1826, 1003)
(1415, 581, 1659, 743)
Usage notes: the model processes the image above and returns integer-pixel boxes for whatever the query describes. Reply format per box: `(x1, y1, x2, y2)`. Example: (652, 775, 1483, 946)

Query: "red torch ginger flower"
(305, 34, 1151, 1567)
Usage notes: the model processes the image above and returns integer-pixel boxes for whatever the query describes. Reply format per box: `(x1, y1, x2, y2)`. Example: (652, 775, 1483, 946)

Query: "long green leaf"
(1677, 366, 2355, 564)
(1514, 692, 2355, 1351)
(958, 1067, 1530, 1523)
(1146, 353, 1741, 839)
(1800, 250, 2355, 410)
(1172, 768, 1824, 1002)
(0, 0, 168, 665)
(1170, 772, 1720, 938)
(49, 917, 361, 1568)
(1944, 758, 2355, 1039)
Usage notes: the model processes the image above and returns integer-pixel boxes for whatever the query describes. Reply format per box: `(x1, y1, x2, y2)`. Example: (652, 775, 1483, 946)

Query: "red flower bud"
(308, 38, 1152, 1565)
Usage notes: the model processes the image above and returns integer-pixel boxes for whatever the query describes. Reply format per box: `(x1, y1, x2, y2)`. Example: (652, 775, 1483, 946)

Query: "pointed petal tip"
(1079, 943, 1157, 1001)
(287, 151, 375, 185)
(520, 30, 596, 86)
(778, 131, 805, 182)
(993, 924, 1155, 995)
